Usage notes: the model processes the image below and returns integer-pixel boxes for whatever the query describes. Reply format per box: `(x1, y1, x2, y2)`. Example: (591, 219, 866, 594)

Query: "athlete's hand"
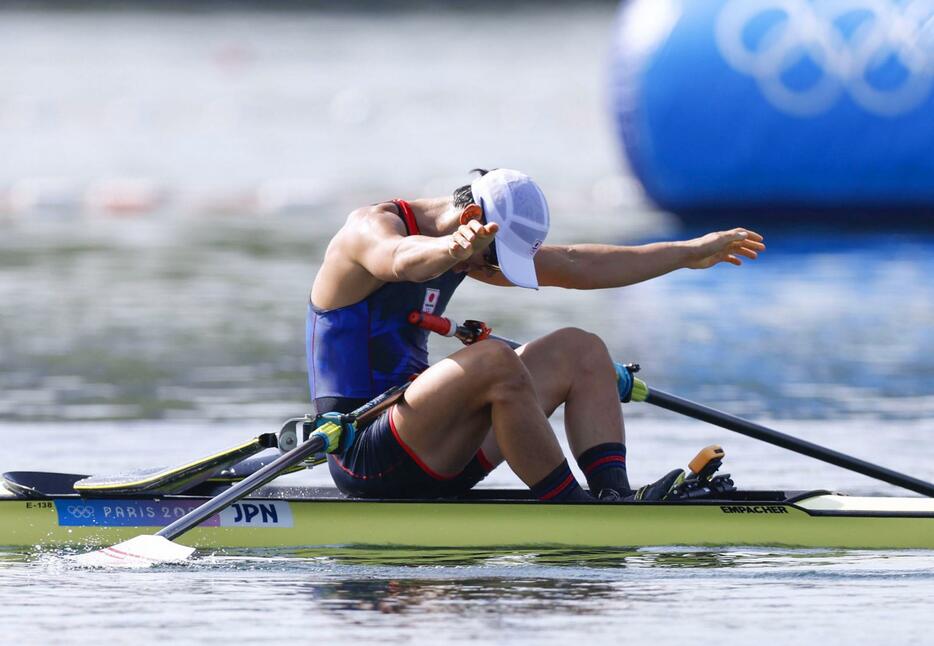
(683, 228, 765, 269)
(448, 219, 499, 261)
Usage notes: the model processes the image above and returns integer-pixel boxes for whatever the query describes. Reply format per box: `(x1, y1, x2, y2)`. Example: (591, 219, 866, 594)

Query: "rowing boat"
(2, 479, 932, 551)
(5, 317, 931, 565)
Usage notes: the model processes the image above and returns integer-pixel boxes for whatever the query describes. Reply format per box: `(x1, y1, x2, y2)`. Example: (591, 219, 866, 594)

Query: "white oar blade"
(73, 535, 195, 568)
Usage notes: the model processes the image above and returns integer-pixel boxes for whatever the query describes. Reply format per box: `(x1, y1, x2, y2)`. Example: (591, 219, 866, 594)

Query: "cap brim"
(496, 242, 539, 289)
(472, 177, 546, 291)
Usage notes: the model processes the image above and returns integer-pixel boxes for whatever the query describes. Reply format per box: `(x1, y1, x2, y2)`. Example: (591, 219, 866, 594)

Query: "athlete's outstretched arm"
(470, 229, 764, 290)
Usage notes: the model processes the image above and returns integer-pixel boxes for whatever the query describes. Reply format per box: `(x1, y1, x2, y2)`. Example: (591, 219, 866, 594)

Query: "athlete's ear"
(459, 203, 483, 225)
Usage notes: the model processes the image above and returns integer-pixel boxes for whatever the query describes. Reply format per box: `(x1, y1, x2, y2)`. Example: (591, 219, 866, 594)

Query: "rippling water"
(3, 548, 933, 644)
(1, 5, 933, 645)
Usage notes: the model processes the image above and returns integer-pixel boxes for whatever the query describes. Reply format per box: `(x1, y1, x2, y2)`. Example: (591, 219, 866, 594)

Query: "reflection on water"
(207, 546, 934, 574)
(9, 544, 930, 573)
(1, 545, 932, 643)
(219, 546, 645, 568)
(0, 550, 31, 565)
(245, 545, 817, 570)
(304, 577, 623, 616)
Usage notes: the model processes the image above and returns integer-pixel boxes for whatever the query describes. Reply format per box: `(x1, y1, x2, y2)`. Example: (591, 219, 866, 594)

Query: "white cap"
(471, 169, 550, 289)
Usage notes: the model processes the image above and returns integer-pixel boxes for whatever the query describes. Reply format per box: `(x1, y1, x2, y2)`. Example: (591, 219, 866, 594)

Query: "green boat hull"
(2, 489, 933, 551)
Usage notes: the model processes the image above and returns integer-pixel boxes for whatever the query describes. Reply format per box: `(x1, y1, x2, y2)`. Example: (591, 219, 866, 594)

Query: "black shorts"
(327, 406, 491, 499)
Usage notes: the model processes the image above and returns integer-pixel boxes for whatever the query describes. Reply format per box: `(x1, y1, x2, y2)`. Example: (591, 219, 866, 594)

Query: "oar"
(411, 312, 934, 498)
(74, 381, 411, 568)
(640, 388, 934, 497)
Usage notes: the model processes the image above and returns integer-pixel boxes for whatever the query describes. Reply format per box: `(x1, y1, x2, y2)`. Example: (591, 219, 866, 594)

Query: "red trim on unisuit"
(476, 448, 495, 473)
(388, 405, 458, 481)
(332, 453, 403, 481)
(392, 199, 421, 236)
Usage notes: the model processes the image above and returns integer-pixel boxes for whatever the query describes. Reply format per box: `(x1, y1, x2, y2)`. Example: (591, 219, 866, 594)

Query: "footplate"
(671, 444, 736, 499)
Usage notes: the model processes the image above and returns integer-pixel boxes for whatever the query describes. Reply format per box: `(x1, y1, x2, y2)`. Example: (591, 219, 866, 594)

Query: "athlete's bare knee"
(470, 341, 535, 401)
(550, 327, 610, 361)
(545, 328, 613, 385)
(468, 338, 519, 368)
(488, 366, 536, 404)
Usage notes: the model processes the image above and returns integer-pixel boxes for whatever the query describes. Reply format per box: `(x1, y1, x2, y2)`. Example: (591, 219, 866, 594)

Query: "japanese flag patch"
(422, 288, 440, 314)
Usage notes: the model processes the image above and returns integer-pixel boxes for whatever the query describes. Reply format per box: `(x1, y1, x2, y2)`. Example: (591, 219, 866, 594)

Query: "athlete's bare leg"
(391, 339, 565, 486)
(481, 327, 625, 466)
(392, 327, 623, 482)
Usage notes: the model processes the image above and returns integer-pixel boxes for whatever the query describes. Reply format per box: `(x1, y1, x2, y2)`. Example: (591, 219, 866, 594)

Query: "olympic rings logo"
(66, 505, 95, 519)
(715, 0, 934, 116)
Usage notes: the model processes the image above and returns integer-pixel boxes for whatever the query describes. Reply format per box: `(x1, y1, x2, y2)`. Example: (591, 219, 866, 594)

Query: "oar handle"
(409, 311, 497, 345)
(408, 311, 455, 336)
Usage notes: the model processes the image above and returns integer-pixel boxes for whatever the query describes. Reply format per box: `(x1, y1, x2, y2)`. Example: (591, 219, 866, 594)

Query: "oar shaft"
(488, 333, 519, 349)
(157, 381, 412, 541)
(353, 381, 411, 426)
(645, 388, 934, 497)
(158, 432, 328, 540)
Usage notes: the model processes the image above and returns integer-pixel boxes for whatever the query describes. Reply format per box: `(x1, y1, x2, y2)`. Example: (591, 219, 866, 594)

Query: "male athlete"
(308, 169, 764, 502)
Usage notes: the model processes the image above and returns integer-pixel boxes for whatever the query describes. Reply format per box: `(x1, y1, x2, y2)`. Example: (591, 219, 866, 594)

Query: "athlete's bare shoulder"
(344, 202, 407, 234)
(311, 203, 407, 310)
(327, 203, 404, 257)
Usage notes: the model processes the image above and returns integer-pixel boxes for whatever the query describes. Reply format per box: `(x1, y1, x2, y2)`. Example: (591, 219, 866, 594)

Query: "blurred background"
(0, 1, 931, 494)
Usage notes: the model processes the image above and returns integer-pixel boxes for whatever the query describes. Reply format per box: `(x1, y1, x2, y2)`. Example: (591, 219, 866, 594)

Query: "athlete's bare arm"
(469, 228, 765, 289)
(312, 204, 498, 310)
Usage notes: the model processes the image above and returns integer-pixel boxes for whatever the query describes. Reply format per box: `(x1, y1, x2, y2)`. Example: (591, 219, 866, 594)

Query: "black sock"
(530, 460, 593, 502)
(576, 442, 632, 496)
(458, 449, 496, 487)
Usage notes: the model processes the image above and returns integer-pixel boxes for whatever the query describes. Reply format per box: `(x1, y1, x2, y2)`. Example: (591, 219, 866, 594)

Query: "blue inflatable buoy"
(610, 0, 934, 226)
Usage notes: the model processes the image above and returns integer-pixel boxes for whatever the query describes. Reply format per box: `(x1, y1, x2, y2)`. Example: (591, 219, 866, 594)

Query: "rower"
(308, 168, 765, 502)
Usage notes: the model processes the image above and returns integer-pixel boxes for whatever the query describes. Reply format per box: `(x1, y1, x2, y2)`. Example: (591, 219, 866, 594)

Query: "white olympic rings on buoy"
(715, 0, 934, 116)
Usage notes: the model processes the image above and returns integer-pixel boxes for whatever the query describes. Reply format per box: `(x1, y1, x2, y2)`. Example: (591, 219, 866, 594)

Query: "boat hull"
(2, 489, 933, 551)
